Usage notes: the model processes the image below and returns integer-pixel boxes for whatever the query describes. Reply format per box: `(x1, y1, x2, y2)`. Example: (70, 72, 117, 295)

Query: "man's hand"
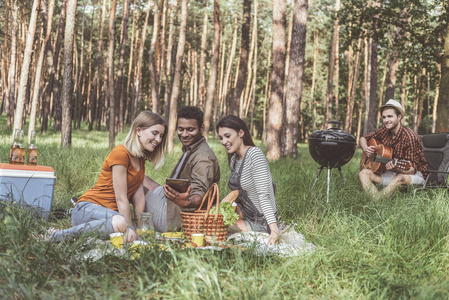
(364, 145, 376, 158)
(385, 160, 395, 171)
(163, 185, 191, 207)
(387, 159, 416, 175)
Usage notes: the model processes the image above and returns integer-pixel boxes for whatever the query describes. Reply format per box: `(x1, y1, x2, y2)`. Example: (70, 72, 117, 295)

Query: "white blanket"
(227, 226, 316, 257)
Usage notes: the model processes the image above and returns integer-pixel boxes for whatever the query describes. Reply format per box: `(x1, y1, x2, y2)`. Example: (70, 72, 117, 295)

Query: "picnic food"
(210, 202, 239, 226)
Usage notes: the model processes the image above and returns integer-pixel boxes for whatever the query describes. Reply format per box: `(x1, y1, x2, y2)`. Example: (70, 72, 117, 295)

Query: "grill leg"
(327, 167, 331, 203)
(311, 166, 324, 190)
(338, 167, 344, 184)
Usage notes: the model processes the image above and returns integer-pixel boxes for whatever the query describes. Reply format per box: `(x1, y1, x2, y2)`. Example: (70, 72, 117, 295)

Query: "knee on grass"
(359, 168, 373, 178)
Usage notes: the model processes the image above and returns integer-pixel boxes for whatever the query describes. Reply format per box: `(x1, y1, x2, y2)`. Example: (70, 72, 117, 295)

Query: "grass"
(1, 116, 449, 299)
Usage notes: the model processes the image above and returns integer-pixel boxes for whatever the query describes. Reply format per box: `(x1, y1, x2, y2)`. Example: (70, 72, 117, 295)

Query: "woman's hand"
(267, 223, 280, 245)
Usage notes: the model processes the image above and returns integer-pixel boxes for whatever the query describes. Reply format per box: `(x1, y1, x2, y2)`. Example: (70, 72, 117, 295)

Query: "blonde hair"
(123, 111, 167, 169)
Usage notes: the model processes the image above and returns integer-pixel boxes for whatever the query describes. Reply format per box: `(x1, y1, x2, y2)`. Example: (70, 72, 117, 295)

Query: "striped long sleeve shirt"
(230, 147, 278, 225)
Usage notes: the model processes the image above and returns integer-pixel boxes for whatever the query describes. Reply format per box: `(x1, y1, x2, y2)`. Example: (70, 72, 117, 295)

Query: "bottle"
(9, 129, 25, 164)
(27, 130, 37, 166)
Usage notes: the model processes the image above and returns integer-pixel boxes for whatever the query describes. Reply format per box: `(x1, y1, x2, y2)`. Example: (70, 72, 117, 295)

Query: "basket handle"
(195, 183, 214, 212)
(201, 183, 220, 219)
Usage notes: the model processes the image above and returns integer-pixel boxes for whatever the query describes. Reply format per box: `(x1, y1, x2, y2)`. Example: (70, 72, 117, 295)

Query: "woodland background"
(1, 0, 449, 160)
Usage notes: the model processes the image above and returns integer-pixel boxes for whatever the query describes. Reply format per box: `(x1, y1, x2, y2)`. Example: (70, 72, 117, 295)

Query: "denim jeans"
(50, 201, 119, 242)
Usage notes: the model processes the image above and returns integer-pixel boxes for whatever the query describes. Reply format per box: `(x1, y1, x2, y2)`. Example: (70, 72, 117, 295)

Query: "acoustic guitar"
(360, 138, 411, 174)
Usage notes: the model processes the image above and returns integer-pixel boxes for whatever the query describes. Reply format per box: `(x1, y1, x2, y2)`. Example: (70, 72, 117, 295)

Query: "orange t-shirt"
(78, 145, 145, 211)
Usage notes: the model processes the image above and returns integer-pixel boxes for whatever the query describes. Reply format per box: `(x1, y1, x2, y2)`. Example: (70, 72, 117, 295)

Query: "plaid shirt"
(363, 125, 428, 176)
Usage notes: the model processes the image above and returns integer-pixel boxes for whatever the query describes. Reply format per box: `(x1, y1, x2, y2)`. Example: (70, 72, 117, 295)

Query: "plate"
(161, 232, 184, 241)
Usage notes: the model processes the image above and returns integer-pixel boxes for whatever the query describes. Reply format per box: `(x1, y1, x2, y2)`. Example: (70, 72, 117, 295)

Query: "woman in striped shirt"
(217, 115, 279, 245)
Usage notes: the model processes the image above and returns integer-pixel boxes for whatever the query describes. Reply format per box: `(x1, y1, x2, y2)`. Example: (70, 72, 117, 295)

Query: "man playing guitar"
(359, 99, 428, 199)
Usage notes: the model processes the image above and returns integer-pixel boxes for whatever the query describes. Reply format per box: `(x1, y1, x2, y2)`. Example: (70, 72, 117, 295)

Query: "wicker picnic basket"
(180, 183, 228, 241)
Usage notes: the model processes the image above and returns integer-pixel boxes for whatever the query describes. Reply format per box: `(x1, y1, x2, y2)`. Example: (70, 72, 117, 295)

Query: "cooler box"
(0, 163, 56, 220)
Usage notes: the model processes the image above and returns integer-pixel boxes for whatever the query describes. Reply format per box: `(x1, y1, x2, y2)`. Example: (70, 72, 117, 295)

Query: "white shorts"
(381, 171, 425, 186)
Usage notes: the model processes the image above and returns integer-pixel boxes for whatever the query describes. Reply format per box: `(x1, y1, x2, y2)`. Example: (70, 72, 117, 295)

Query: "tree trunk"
(377, 51, 389, 127)
(311, 31, 318, 132)
(198, 6, 208, 109)
(29, 0, 55, 140)
(116, 0, 130, 133)
(86, 2, 95, 129)
(412, 65, 419, 131)
(325, 0, 340, 124)
(385, 47, 399, 102)
(344, 38, 362, 134)
(203, 0, 220, 139)
(163, 2, 177, 123)
(334, 2, 340, 120)
(74, 0, 86, 130)
(416, 66, 426, 130)
(13, 0, 40, 134)
(133, 0, 152, 122)
(92, 0, 106, 130)
(6, 0, 18, 131)
(356, 98, 364, 141)
(220, 14, 238, 114)
(108, 0, 117, 148)
(149, 0, 162, 114)
(167, 0, 188, 152)
(125, 2, 138, 125)
(437, 7, 449, 132)
(242, 0, 257, 118)
(52, 0, 68, 132)
(267, 0, 286, 161)
(1, 0, 10, 117)
(432, 63, 441, 133)
(384, 11, 406, 102)
(364, 38, 378, 134)
(230, 0, 251, 116)
(262, 49, 271, 144)
(283, 0, 308, 158)
(61, 0, 77, 147)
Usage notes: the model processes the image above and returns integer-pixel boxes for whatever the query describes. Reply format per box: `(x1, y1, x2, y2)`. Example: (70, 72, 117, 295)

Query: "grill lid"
(308, 121, 357, 168)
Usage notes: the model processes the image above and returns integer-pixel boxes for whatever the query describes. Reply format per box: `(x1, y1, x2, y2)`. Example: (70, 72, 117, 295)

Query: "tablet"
(166, 178, 191, 193)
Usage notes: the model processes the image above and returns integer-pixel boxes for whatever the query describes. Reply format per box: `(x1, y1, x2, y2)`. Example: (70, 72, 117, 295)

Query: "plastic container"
(0, 163, 56, 220)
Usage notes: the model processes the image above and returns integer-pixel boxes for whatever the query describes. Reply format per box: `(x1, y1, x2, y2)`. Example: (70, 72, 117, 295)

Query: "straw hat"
(380, 99, 406, 116)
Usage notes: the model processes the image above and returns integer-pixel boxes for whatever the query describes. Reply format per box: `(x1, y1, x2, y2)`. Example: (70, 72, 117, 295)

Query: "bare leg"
(379, 174, 412, 198)
(359, 169, 383, 198)
(235, 219, 249, 232)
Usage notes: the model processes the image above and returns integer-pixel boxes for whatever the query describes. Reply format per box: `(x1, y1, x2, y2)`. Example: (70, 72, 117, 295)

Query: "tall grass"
(1, 118, 449, 299)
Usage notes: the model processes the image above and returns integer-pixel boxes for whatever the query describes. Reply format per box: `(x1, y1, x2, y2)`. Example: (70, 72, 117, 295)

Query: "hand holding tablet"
(165, 178, 191, 193)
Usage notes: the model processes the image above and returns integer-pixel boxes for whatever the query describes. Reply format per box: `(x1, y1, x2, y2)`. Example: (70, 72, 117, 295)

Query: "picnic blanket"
(227, 225, 316, 257)
(73, 225, 316, 261)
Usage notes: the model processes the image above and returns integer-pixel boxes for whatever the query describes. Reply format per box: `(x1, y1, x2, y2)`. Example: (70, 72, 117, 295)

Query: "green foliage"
(210, 201, 239, 226)
(2, 121, 449, 298)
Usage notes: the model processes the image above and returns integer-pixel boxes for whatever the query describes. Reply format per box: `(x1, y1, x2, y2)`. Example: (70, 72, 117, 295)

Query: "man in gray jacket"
(143, 106, 220, 232)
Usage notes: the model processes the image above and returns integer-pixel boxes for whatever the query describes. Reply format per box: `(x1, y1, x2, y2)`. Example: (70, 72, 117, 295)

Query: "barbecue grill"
(309, 121, 357, 202)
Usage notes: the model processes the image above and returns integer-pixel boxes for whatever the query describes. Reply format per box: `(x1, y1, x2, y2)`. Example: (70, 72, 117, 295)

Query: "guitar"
(360, 138, 412, 174)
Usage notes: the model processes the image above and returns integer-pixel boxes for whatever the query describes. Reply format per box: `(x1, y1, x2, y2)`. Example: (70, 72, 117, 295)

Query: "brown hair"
(216, 115, 255, 147)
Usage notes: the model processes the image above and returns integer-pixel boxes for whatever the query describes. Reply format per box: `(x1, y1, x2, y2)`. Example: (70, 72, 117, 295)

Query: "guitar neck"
(374, 155, 392, 164)
(374, 154, 410, 169)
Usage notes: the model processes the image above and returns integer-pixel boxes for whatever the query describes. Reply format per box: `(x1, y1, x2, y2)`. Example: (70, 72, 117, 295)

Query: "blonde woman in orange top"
(50, 111, 167, 243)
